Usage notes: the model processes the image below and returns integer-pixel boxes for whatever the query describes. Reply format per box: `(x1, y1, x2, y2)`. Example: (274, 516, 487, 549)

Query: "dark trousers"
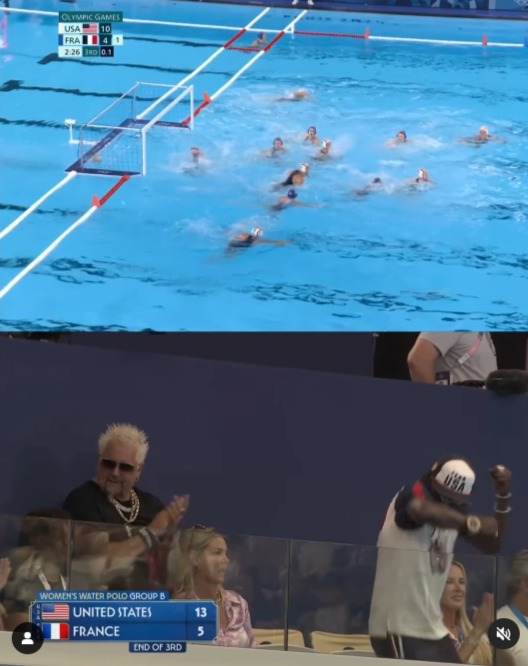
(371, 634, 462, 662)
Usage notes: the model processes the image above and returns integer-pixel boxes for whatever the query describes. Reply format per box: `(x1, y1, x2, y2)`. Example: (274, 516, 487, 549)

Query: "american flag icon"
(41, 603, 70, 621)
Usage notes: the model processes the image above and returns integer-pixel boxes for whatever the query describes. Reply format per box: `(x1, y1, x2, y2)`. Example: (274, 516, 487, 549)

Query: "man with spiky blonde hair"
(63, 423, 189, 552)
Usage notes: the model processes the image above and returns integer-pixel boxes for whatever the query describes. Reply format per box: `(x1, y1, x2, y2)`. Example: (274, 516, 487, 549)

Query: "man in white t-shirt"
(407, 332, 497, 385)
(369, 457, 512, 662)
(497, 551, 528, 666)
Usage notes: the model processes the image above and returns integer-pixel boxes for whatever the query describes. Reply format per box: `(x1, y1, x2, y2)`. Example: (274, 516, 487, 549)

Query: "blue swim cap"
(287, 189, 298, 199)
(307, 126, 316, 134)
(257, 32, 264, 39)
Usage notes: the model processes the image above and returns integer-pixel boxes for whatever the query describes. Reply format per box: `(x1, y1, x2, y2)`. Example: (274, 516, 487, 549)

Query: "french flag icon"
(42, 623, 70, 640)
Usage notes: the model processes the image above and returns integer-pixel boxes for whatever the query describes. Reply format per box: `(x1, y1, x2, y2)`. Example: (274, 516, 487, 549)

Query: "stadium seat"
(253, 628, 306, 647)
(310, 632, 374, 653)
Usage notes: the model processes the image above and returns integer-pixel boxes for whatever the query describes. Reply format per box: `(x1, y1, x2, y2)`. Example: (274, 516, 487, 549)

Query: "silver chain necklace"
(110, 489, 140, 525)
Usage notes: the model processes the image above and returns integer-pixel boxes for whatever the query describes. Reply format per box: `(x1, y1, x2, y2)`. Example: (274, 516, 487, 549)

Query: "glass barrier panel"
(69, 521, 290, 650)
(0, 513, 72, 632)
(287, 540, 500, 663)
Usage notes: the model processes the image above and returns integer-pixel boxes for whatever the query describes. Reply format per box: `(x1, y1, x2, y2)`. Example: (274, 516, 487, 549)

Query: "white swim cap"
(251, 227, 263, 237)
(480, 125, 489, 135)
(299, 162, 309, 174)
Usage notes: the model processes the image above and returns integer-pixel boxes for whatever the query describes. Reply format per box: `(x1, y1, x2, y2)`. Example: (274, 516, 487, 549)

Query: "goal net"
(66, 82, 194, 177)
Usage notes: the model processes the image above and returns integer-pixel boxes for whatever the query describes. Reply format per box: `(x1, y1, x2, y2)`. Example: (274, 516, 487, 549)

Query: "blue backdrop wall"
(1, 337, 527, 554)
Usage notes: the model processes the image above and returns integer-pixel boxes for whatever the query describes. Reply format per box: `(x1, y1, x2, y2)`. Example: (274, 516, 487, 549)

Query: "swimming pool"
(1, 1, 528, 331)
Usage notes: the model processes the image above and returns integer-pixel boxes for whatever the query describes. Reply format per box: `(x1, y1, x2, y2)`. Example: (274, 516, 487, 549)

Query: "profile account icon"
(22, 631, 34, 645)
(12, 622, 44, 654)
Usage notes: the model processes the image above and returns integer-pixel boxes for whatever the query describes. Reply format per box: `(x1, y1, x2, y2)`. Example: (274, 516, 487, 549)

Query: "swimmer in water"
(386, 130, 410, 147)
(268, 188, 321, 212)
(277, 162, 310, 188)
(314, 138, 332, 160)
(274, 88, 310, 102)
(458, 125, 506, 145)
(190, 146, 202, 164)
(304, 125, 320, 145)
(262, 137, 285, 158)
(353, 177, 384, 197)
(404, 167, 436, 190)
(251, 32, 267, 48)
(182, 146, 205, 173)
(227, 227, 290, 253)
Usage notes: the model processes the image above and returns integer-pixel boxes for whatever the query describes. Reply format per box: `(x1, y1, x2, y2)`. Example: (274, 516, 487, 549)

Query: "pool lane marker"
(293, 28, 370, 39)
(0, 171, 77, 241)
(0, 8, 309, 301)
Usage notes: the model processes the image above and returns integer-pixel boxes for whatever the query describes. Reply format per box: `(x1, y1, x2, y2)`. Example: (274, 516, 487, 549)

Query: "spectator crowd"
(0, 422, 526, 665)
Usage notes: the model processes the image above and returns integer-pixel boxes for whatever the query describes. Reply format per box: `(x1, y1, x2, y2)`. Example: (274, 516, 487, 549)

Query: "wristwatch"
(465, 515, 482, 535)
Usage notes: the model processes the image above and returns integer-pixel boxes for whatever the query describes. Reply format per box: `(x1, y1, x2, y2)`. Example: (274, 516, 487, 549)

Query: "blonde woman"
(170, 526, 256, 649)
(440, 561, 493, 665)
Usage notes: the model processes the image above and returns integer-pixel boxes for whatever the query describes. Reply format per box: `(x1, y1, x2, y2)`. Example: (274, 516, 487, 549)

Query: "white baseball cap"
(431, 458, 475, 504)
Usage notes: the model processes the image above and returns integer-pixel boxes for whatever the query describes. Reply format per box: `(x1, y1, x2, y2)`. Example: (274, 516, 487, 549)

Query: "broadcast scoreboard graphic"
(57, 11, 124, 59)
(29, 590, 218, 654)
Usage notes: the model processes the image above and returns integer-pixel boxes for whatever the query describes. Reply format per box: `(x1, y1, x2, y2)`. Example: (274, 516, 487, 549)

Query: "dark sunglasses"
(100, 458, 136, 473)
(188, 524, 207, 542)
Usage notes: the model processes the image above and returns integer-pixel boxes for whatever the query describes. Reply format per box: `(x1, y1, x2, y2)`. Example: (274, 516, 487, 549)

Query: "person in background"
(458, 126, 506, 145)
(278, 162, 310, 188)
(440, 561, 493, 664)
(496, 551, 528, 666)
(251, 32, 267, 48)
(1, 509, 70, 630)
(182, 147, 206, 173)
(386, 130, 410, 147)
(0, 558, 11, 631)
(274, 88, 310, 102)
(262, 137, 285, 158)
(405, 167, 436, 189)
(407, 333, 497, 385)
(62, 423, 189, 584)
(314, 138, 332, 160)
(353, 177, 385, 197)
(304, 126, 320, 144)
(369, 457, 511, 662)
(170, 526, 256, 648)
(227, 227, 290, 253)
(190, 146, 202, 164)
(269, 188, 321, 212)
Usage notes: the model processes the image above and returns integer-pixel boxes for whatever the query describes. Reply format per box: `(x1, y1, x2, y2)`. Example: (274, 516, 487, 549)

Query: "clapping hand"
(150, 495, 190, 537)
(472, 592, 495, 633)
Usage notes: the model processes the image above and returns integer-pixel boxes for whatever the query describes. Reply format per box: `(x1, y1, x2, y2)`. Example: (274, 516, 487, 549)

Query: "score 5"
(187, 623, 217, 641)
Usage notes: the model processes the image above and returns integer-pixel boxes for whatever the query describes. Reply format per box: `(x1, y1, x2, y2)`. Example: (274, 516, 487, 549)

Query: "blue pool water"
(1, 1, 528, 331)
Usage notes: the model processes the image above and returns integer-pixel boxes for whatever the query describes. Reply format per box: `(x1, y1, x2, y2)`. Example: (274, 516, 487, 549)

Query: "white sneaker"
(292, 0, 299, 5)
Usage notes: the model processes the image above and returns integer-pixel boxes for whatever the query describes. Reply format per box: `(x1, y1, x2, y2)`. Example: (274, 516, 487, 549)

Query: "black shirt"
(62, 481, 164, 527)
